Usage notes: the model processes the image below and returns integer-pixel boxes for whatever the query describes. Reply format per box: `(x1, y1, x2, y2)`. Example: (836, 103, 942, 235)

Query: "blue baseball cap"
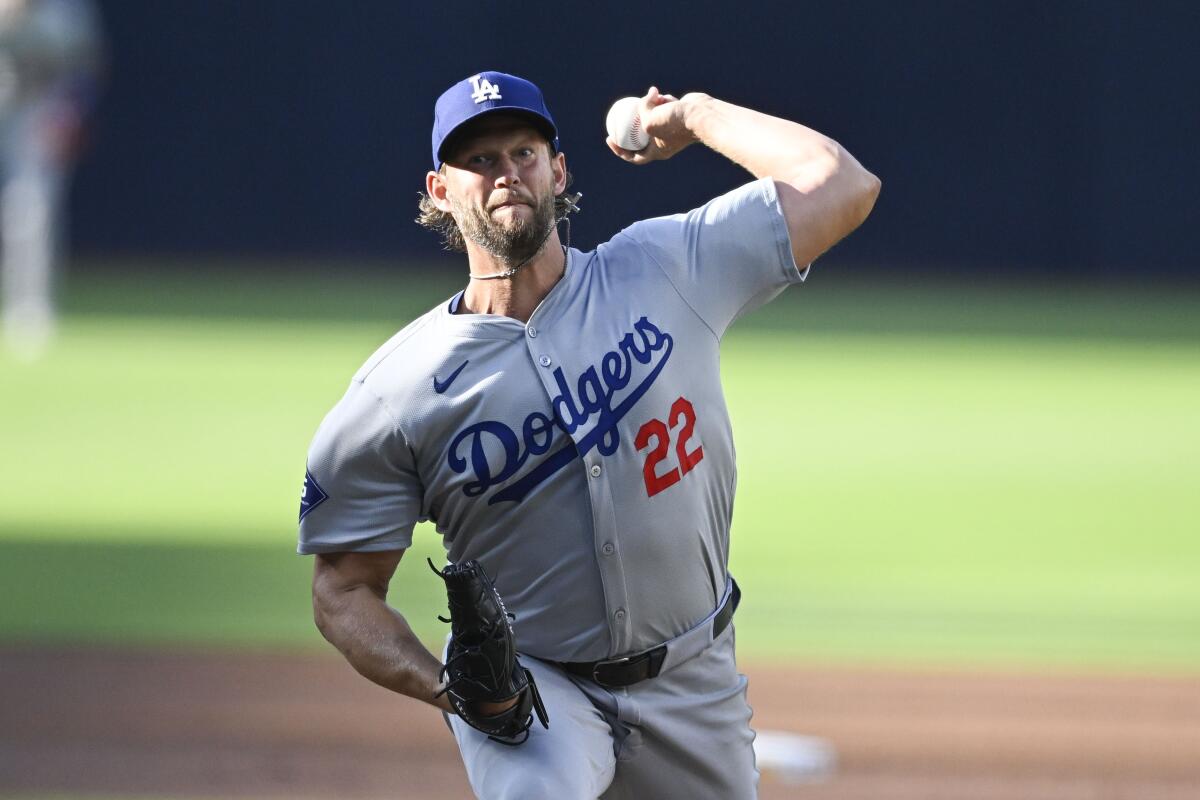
(431, 71, 559, 171)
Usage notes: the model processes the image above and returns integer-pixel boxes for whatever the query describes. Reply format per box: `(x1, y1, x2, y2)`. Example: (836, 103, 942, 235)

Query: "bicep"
(776, 180, 847, 267)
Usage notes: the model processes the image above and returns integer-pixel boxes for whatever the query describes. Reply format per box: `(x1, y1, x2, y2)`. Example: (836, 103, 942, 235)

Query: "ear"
(426, 170, 453, 213)
(551, 151, 567, 195)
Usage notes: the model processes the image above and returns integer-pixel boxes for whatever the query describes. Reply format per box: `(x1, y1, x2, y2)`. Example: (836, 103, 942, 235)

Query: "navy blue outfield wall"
(71, 1, 1198, 277)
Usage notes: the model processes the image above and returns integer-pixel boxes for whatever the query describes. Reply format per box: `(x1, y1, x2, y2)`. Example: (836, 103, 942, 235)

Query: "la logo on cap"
(469, 74, 501, 104)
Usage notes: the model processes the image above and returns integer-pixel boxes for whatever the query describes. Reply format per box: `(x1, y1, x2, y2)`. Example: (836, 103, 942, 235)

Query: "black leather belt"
(560, 579, 740, 689)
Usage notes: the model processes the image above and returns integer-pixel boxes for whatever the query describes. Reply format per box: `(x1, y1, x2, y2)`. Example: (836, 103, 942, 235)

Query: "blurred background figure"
(0, 0, 100, 359)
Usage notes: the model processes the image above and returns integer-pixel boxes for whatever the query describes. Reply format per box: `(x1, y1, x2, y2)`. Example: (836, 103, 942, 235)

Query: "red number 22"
(634, 396, 705, 498)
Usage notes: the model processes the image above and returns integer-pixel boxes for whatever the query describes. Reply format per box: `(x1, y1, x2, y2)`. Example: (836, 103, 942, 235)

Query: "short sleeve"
(615, 178, 806, 338)
(297, 380, 423, 554)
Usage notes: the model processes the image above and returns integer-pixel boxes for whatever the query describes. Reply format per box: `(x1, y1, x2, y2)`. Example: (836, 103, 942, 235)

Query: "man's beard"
(452, 189, 557, 264)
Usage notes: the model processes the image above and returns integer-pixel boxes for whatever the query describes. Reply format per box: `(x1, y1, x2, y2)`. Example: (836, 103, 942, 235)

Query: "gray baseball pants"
(447, 624, 757, 799)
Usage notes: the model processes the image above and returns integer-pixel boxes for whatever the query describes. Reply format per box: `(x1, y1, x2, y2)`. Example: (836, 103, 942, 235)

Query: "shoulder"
(311, 302, 450, 450)
(353, 303, 444, 385)
(341, 301, 462, 419)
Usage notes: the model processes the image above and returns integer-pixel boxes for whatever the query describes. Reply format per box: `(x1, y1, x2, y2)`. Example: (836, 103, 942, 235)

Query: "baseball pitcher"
(299, 70, 879, 798)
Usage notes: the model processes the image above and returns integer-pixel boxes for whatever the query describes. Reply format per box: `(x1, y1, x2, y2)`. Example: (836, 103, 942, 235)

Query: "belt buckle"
(592, 653, 641, 687)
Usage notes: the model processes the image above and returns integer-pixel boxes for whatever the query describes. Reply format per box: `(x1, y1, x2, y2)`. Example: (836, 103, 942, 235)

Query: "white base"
(753, 730, 838, 784)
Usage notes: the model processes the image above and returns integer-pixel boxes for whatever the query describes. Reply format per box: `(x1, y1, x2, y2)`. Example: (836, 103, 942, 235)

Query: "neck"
(459, 230, 566, 322)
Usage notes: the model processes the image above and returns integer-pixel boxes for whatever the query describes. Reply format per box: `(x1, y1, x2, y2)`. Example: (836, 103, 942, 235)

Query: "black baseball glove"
(429, 558, 549, 744)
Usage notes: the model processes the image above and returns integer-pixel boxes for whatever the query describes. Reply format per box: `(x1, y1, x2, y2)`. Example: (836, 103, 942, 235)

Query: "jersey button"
(538, 354, 552, 367)
(589, 464, 602, 478)
(614, 608, 626, 621)
(527, 326, 538, 338)
(602, 542, 615, 556)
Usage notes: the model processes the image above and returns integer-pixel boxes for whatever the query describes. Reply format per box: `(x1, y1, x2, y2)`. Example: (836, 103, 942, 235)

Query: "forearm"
(680, 96, 834, 184)
(314, 584, 451, 713)
(680, 94, 880, 263)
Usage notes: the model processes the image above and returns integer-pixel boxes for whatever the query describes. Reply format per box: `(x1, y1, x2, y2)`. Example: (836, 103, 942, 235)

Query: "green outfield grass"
(1, 265, 1197, 672)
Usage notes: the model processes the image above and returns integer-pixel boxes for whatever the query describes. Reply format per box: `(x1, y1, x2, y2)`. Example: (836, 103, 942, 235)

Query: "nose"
(493, 156, 521, 188)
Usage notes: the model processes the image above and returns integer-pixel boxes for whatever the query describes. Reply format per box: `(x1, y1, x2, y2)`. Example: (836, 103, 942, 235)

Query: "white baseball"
(606, 96, 649, 152)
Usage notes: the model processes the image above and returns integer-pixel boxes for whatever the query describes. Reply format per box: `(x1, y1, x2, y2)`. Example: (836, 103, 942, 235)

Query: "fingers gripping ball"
(606, 96, 650, 151)
(429, 559, 549, 744)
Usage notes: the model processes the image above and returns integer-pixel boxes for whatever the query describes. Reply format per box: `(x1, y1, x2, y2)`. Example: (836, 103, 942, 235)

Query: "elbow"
(824, 140, 881, 232)
(865, 167, 882, 206)
(817, 167, 880, 250)
(833, 137, 880, 225)
(312, 585, 333, 640)
(853, 169, 881, 228)
(786, 147, 881, 232)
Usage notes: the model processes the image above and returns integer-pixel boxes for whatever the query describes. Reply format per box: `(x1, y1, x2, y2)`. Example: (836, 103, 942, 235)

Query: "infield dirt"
(2, 647, 1197, 799)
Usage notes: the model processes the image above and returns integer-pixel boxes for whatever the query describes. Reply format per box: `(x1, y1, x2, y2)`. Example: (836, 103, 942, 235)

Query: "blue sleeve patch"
(299, 469, 329, 522)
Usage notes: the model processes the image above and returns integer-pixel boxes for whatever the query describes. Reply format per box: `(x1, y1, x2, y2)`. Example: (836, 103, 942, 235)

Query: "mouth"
(489, 196, 531, 213)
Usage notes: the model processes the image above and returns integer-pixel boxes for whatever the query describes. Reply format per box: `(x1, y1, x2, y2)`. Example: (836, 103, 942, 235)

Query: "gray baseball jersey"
(298, 176, 805, 663)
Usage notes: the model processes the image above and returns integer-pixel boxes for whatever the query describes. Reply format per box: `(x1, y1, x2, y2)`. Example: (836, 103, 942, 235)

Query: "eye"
(467, 154, 491, 166)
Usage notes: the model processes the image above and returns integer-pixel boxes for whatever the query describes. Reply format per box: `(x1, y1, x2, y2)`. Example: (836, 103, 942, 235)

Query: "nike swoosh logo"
(433, 360, 469, 394)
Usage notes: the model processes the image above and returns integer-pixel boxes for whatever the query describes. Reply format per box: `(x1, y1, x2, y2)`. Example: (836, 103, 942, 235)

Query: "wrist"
(679, 93, 715, 140)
